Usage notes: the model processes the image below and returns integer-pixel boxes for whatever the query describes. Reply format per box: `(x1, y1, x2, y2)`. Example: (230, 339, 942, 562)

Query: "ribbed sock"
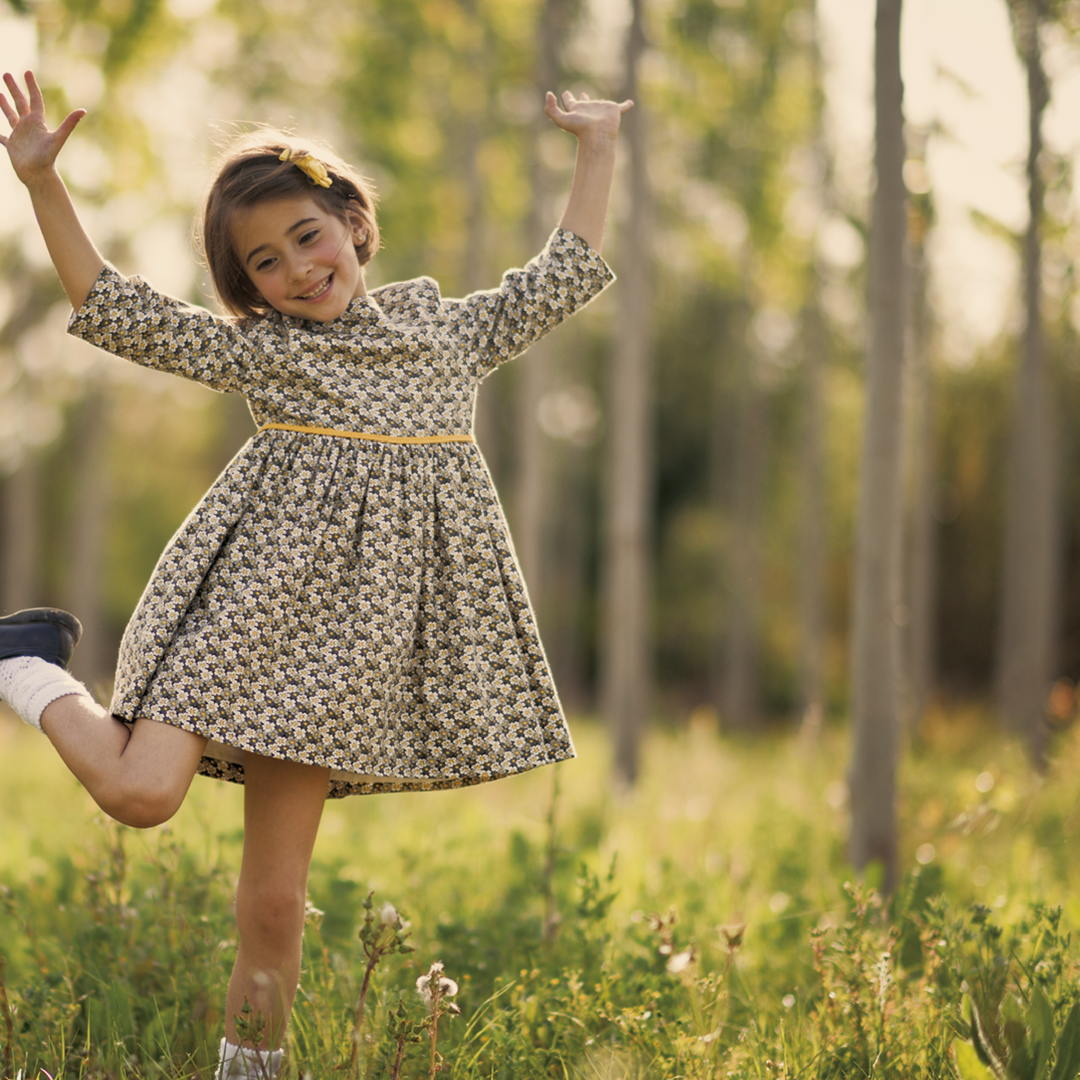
(217, 1038, 283, 1078)
(0, 656, 93, 731)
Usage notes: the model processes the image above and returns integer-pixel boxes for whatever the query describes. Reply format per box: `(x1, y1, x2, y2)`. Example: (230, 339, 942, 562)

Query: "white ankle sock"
(217, 1038, 283, 1078)
(0, 656, 93, 731)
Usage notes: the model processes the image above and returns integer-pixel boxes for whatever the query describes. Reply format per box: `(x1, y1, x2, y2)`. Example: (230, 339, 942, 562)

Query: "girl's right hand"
(0, 70, 86, 188)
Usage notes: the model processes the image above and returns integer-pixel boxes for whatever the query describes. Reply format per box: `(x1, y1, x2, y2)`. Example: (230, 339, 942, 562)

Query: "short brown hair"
(198, 130, 380, 319)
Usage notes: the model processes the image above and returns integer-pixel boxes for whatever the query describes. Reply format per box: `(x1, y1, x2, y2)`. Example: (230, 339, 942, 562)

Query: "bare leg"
(39, 694, 208, 828)
(225, 753, 329, 1050)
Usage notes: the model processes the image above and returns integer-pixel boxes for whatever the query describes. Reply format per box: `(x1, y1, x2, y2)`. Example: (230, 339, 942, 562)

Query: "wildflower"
(666, 949, 695, 974)
(416, 961, 459, 1011)
(380, 901, 399, 925)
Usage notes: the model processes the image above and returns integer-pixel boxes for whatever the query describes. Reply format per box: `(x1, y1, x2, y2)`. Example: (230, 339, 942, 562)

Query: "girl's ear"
(346, 208, 368, 246)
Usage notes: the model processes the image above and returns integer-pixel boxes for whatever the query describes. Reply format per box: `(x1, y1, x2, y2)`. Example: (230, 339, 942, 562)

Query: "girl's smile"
(231, 195, 368, 321)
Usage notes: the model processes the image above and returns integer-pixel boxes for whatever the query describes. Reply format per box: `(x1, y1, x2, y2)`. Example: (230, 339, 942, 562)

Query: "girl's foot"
(0, 607, 82, 667)
(0, 608, 91, 730)
(217, 1039, 283, 1078)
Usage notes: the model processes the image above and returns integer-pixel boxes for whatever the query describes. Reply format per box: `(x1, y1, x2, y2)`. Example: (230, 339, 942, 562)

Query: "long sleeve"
(67, 266, 258, 394)
(440, 229, 615, 380)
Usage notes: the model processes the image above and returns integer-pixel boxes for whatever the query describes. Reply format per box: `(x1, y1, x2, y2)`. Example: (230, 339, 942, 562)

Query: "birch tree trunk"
(847, 0, 906, 894)
(905, 188, 937, 733)
(798, 295, 828, 738)
(720, 358, 767, 732)
(64, 388, 113, 691)
(1, 456, 43, 614)
(996, 0, 1058, 769)
(513, 0, 565, 605)
(798, 0, 831, 741)
(601, 0, 653, 786)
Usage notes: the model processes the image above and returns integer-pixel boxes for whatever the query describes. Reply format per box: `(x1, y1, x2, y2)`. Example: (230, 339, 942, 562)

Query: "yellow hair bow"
(279, 148, 333, 188)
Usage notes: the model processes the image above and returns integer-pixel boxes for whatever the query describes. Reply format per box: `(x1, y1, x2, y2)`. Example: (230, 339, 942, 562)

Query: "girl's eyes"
(254, 232, 320, 272)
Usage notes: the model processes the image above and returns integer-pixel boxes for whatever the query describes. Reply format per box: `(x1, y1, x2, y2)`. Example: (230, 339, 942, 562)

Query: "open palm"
(545, 90, 633, 140)
(0, 71, 85, 185)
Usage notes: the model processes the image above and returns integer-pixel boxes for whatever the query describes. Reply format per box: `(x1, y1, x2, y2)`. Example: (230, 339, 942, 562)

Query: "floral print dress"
(68, 228, 615, 797)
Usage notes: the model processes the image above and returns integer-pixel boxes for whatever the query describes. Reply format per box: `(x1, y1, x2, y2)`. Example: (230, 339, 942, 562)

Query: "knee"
(97, 782, 184, 829)
(236, 880, 307, 946)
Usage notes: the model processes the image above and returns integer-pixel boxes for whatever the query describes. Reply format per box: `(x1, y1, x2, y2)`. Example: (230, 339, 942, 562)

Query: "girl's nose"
(285, 254, 310, 282)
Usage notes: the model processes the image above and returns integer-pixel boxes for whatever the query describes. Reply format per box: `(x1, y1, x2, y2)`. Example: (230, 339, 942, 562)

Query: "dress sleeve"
(67, 266, 254, 394)
(443, 228, 615, 379)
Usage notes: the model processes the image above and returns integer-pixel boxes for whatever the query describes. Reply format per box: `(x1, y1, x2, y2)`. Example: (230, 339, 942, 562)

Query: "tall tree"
(847, 0, 907, 893)
(719, 329, 768, 731)
(601, 0, 653, 787)
(513, 0, 568, 603)
(904, 149, 937, 734)
(798, 1, 833, 740)
(996, 0, 1058, 768)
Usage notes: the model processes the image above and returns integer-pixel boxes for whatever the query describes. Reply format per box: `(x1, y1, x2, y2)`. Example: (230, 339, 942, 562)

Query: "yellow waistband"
(257, 423, 474, 445)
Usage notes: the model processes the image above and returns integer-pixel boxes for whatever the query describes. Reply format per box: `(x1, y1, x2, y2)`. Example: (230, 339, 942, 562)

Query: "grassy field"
(2, 705, 1080, 1078)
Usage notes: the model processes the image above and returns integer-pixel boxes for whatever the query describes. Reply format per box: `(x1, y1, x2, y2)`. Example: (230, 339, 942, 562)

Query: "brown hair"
(198, 130, 380, 319)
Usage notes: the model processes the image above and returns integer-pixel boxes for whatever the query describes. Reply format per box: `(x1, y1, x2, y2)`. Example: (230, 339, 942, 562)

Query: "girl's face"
(231, 195, 368, 321)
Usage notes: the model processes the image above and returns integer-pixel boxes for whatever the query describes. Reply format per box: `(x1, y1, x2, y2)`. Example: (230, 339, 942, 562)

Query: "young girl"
(0, 69, 629, 1077)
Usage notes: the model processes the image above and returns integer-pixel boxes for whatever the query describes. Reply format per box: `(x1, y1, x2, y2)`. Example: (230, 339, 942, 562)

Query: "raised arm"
(0, 71, 105, 311)
(544, 90, 633, 254)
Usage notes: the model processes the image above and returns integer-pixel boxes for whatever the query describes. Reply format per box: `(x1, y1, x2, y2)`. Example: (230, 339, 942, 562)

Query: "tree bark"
(905, 185, 937, 734)
(798, 296, 828, 738)
(64, 388, 113, 691)
(601, 0, 653, 787)
(847, 0, 906, 894)
(996, 0, 1058, 769)
(798, 0, 831, 742)
(512, 0, 566, 606)
(1, 455, 43, 614)
(720, 356, 768, 733)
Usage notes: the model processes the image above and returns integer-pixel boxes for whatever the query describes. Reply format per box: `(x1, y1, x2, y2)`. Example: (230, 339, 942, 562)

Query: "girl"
(0, 69, 630, 1077)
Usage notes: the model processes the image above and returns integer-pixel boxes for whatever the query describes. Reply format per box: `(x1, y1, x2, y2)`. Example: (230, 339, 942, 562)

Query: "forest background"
(4, 0, 1080, 855)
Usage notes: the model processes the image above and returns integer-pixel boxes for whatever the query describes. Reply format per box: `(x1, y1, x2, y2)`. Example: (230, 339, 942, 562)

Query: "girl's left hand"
(0, 70, 86, 188)
(544, 90, 633, 142)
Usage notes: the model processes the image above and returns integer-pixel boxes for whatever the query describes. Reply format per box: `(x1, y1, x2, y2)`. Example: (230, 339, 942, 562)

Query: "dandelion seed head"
(667, 949, 694, 974)
(380, 901, 398, 925)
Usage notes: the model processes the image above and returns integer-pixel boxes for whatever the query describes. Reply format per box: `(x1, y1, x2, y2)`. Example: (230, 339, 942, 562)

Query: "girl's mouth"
(297, 274, 334, 301)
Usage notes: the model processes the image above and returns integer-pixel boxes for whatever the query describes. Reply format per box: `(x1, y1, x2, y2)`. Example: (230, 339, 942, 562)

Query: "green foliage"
(2, 721, 1080, 1076)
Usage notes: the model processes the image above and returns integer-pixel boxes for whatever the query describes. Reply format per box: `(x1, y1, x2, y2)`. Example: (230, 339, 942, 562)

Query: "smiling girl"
(0, 69, 629, 1076)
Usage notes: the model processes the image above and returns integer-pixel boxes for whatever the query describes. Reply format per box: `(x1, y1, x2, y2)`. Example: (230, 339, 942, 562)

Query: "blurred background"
(2, 0, 1080, 757)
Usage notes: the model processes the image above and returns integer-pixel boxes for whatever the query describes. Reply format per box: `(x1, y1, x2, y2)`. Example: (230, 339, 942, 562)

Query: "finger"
(3, 72, 28, 115)
(54, 108, 87, 144)
(561, 90, 576, 109)
(0, 93, 17, 129)
(25, 70, 43, 109)
(619, 99, 635, 113)
(544, 90, 564, 119)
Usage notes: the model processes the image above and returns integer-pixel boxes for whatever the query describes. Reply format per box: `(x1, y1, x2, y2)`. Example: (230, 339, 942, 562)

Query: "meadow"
(2, 706, 1080, 1079)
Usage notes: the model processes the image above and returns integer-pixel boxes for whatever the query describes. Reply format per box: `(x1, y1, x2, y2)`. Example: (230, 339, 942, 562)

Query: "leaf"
(966, 994, 1008, 1080)
(1028, 985, 1055, 1080)
(1049, 1004, 1080, 1080)
(1001, 993, 1036, 1080)
(957, 1040, 1001, 1080)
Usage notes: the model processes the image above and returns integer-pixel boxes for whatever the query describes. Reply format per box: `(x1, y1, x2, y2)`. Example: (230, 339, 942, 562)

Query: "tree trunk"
(847, 0, 906, 894)
(996, 0, 1058, 769)
(905, 183, 937, 734)
(1, 455, 43, 614)
(720, 355, 768, 733)
(798, 295, 828, 738)
(601, 0, 653, 787)
(798, 0, 831, 742)
(64, 388, 113, 692)
(512, 0, 566, 606)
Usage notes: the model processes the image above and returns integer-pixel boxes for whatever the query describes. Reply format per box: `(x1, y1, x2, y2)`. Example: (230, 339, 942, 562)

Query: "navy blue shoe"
(0, 608, 83, 669)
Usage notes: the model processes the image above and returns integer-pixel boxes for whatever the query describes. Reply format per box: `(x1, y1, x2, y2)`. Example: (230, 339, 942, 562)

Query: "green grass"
(3, 706, 1080, 1078)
